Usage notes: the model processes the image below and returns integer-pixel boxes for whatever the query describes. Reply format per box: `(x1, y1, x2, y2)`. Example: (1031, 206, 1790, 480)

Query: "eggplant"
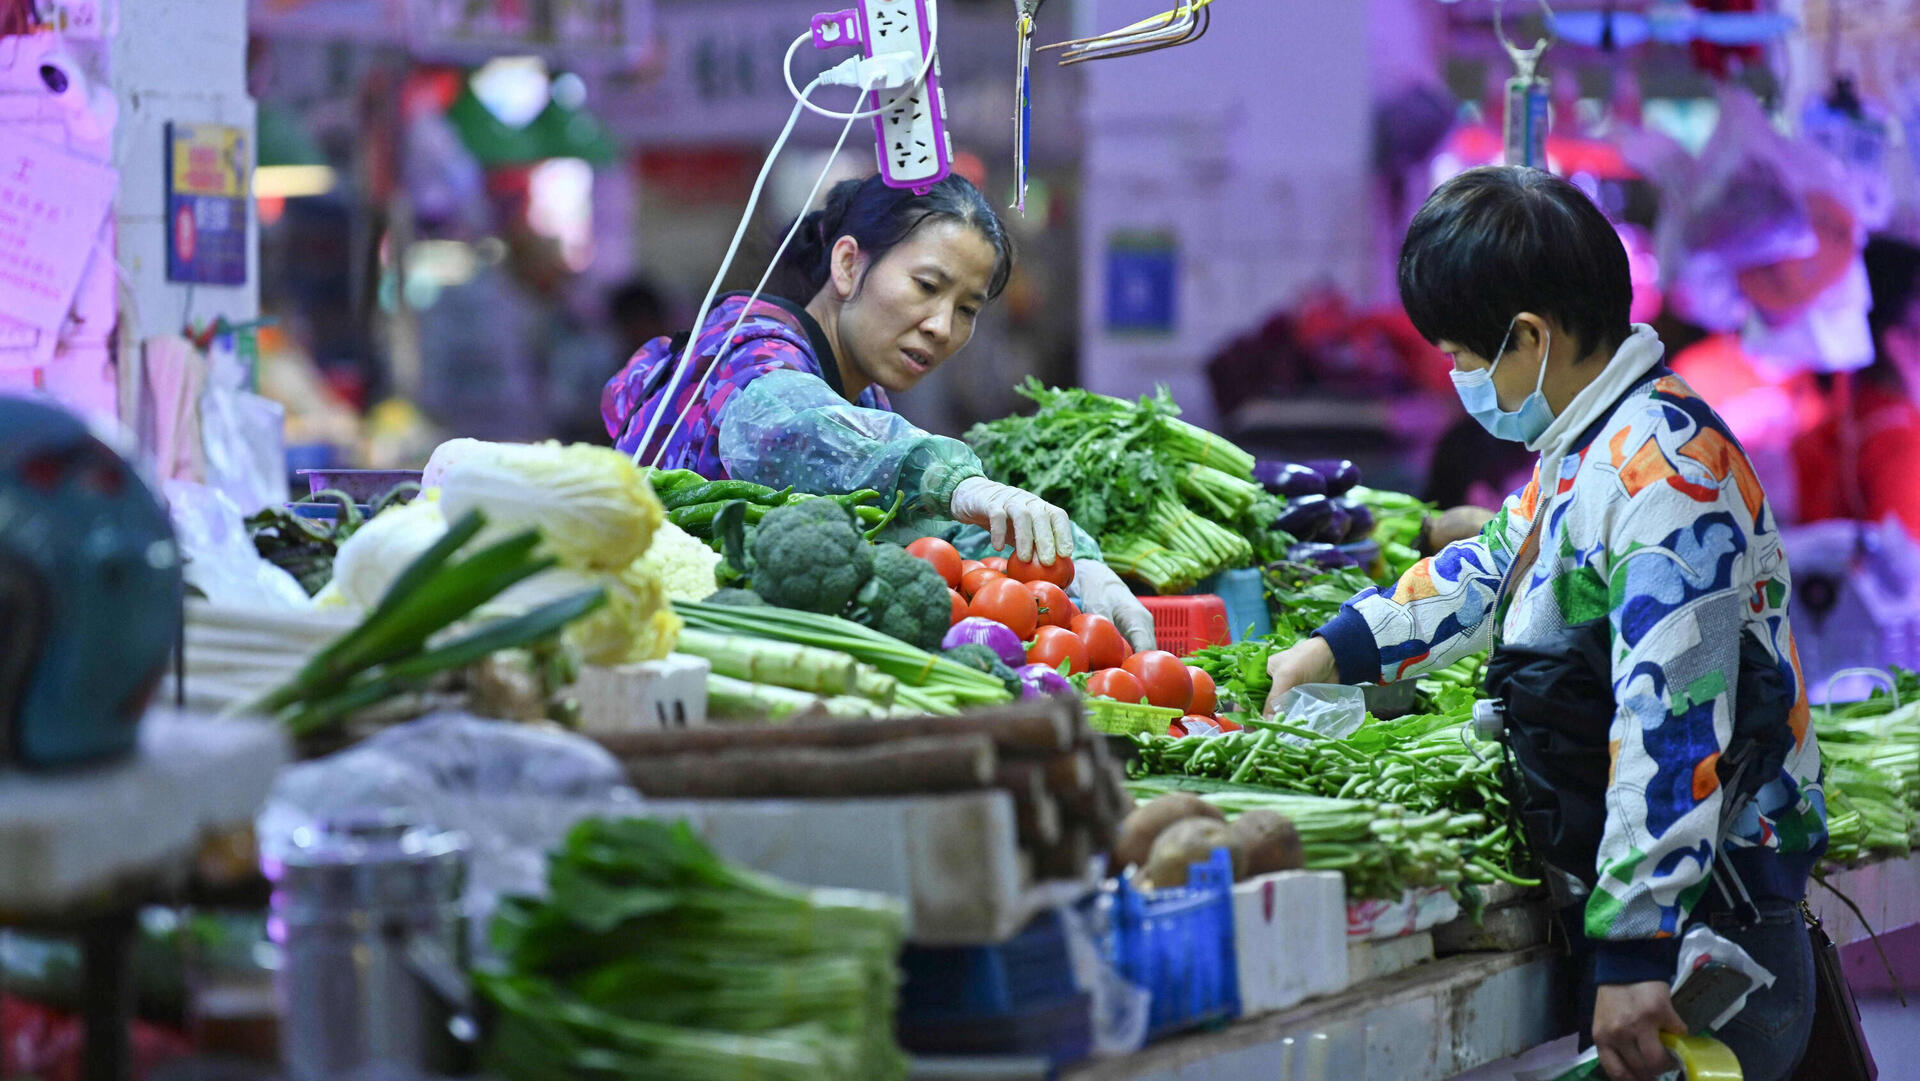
(1286, 542, 1357, 570)
(1337, 538, 1381, 570)
(1303, 458, 1362, 496)
(1252, 460, 1327, 499)
(1334, 499, 1375, 542)
(1320, 503, 1351, 546)
(1273, 494, 1337, 542)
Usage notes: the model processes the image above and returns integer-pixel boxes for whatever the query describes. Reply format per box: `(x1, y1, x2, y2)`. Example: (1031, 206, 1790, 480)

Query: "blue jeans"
(1576, 897, 1816, 1081)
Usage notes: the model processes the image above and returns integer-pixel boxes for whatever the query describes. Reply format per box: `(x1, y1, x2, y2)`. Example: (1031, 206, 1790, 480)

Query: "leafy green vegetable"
(479, 818, 907, 1081)
(966, 379, 1257, 592)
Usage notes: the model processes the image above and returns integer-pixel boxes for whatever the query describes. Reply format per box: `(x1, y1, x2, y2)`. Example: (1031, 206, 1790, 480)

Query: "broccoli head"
(942, 642, 1021, 696)
(852, 543, 952, 650)
(748, 499, 873, 615)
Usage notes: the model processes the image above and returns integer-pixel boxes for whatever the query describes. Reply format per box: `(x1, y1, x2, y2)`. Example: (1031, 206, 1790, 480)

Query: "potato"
(1142, 816, 1231, 889)
(1111, 792, 1226, 874)
(1227, 809, 1303, 880)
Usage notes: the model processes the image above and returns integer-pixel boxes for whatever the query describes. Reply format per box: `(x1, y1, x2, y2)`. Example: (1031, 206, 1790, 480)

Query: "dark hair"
(772, 173, 1014, 305)
(1398, 166, 1632, 363)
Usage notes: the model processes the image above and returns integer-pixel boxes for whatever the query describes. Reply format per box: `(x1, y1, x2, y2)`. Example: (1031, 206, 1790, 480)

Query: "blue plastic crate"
(1197, 568, 1271, 642)
(900, 910, 1078, 1019)
(1107, 847, 1241, 1040)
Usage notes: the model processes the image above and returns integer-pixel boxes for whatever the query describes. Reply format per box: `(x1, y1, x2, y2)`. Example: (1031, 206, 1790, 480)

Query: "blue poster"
(1103, 231, 1176, 335)
(165, 123, 249, 286)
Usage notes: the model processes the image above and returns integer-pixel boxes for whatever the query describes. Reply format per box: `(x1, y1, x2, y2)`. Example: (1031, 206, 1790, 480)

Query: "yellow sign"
(169, 124, 247, 199)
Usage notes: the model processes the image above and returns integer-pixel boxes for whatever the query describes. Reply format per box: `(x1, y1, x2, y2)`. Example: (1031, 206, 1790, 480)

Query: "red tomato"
(1006, 554, 1075, 587)
(907, 537, 964, 589)
(1026, 625, 1089, 675)
(1215, 716, 1244, 733)
(982, 556, 1009, 574)
(949, 588, 968, 626)
(968, 578, 1039, 639)
(1026, 581, 1076, 628)
(1186, 667, 1218, 717)
(959, 566, 1004, 599)
(1071, 613, 1132, 670)
(1085, 667, 1145, 704)
(1122, 650, 1194, 712)
(960, 559, 984, 578)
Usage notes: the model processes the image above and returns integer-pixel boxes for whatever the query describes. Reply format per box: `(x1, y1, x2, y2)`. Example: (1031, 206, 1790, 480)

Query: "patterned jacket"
(1318, 326, 1827, 984)
(602, 294, 891, 473)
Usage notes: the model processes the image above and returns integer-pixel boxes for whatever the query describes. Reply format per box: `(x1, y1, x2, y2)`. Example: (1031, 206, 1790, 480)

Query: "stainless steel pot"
(266, 815, 471, 1081)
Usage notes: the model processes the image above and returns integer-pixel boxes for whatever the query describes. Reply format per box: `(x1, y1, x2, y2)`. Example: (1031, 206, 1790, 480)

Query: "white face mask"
(1450, 319, 1556, 444)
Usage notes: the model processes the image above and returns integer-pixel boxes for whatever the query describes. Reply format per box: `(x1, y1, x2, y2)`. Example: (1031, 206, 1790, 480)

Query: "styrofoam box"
(577, 654, 710, 732)
(1233, 870, 1350, 1015)
(645, 790, 1098, 946)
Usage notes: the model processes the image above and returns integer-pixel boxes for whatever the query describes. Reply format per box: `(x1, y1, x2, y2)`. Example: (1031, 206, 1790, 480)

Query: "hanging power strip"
(811, 0, 952, 191)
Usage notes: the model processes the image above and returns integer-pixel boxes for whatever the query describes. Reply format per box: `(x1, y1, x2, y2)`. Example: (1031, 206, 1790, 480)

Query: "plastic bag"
(256, 713, 641, 956)
(198, 341, 288, 515)
(1060, 900, 1151, 1058)
(163, 480, 310, 610)
(1272, 683, 1368, 745)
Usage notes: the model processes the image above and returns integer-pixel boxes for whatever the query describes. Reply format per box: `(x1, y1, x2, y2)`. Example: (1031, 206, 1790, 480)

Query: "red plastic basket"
(1139, 594, 1231, 656)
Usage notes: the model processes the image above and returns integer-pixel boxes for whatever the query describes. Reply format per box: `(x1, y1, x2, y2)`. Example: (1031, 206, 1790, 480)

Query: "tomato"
(1085, 667, 1145, 704)
(968, 578, 1038, 639)
(907, 537, 964, 589)
(1215, 716, 1244, 733)
(1026, 625, 1089, 675)
(949, 588, 968, 626)
(1122, 650, 1194, 712)
(1071, 613, 1132, 670)
(982, 556, 1009, 574)
(1006, 554, 1075, 587)
(1026, 581, 1076, 628)
(960, 559, 984, 578)
(1186, 666, 1218, 717)
(959, 566, 1004, 599)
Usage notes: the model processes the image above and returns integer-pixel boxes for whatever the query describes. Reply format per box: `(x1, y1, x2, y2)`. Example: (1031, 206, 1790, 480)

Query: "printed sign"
(166, 122, 250, 286)
(0, 135, 118, 366)
(1103, 231, 1177, 335)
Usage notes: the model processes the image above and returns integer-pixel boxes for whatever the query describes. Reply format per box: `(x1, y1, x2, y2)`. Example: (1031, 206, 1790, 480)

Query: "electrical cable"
(644, 79, 868, 468)
(629, 14, 941, 469)
(625, 84, 815, 467)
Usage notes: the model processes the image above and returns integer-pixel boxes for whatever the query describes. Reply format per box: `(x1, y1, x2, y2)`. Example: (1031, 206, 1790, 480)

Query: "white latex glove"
(949, 476, 1075, 565)
(1072, 558, 1158, 652)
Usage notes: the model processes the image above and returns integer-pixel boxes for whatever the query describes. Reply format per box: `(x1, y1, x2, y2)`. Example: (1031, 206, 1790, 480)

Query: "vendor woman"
(603, 173, 1156, 649)
(1263, 168, 1826, 1081)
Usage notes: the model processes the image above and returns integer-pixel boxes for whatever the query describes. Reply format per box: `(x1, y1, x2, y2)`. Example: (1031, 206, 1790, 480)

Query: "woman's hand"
(1073, 559, 1159, 652)
(1592, 982, 1685, 1081)
(948, 477, 1074, 564)
(1262, 638, 1338, 718)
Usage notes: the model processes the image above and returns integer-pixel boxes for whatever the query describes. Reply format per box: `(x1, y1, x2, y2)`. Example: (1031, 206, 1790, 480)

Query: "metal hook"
(1493, 0, 1555, 82)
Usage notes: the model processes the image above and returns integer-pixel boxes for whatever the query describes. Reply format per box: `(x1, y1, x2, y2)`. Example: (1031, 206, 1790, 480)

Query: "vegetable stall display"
(478, 817, 908, 1081)
(965, 380, 1263, 594)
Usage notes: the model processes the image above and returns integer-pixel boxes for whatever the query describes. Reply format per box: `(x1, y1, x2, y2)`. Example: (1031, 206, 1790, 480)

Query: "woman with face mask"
(602, 173, 1156, 649)
(1262, 167, 1827, 1081)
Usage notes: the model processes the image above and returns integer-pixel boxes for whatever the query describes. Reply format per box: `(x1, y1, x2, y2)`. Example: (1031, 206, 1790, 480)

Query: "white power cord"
(630, 28, 932, 468)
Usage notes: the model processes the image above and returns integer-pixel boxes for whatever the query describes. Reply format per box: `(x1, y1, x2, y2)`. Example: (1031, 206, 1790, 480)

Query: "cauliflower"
(436, 440, 663, 571)
(634, 521, 722, 603)
(853, 543, 951, 650)
(748, 499, 872, 615)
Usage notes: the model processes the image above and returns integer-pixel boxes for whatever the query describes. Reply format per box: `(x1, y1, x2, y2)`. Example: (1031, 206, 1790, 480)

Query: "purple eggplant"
(1334, 499, 1375, 542)
(1286, 542, 1358, 570)
(1252, 460, 1327, 499)
(1273, 495, 1337, 542)
(1303, 458, 1362, 496)
(1337, 538, 1381, 569)
(1320, 503, 1351, 545)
